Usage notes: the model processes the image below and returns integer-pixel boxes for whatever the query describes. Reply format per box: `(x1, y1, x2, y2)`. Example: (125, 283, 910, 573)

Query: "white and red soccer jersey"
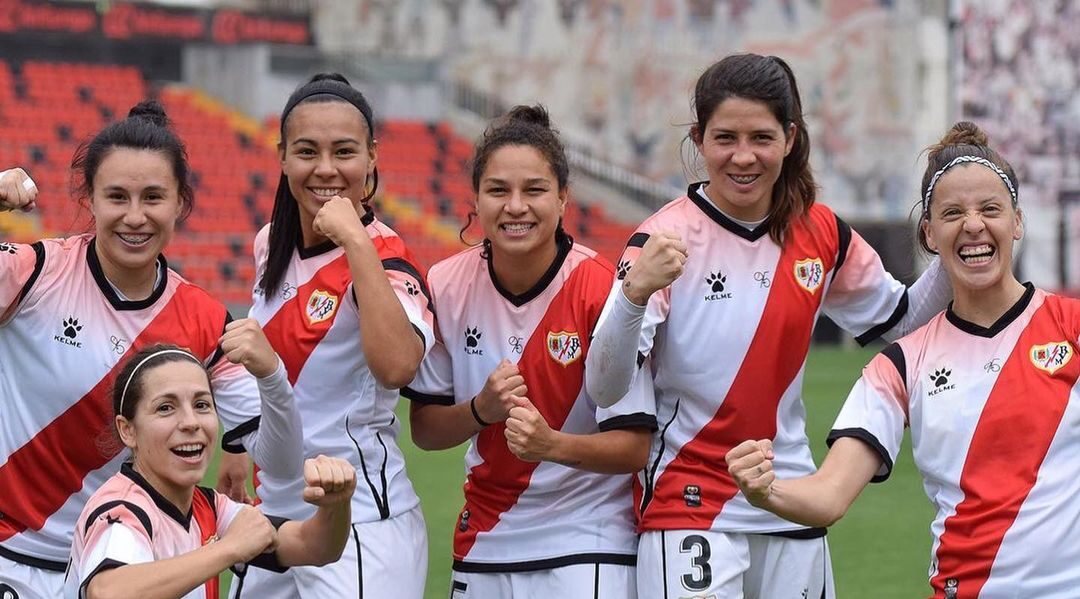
(404, 235, 657, 571)
(66, 463, 250, 599)
(609, 184, 911, 535)
(831, 285, 1080, 598)
(0, 235, 263, 568)
(248, 214, 435, 522)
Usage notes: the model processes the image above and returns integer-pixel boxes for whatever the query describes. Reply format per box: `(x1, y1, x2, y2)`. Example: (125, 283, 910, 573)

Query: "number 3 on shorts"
(680, 534, 712, 591)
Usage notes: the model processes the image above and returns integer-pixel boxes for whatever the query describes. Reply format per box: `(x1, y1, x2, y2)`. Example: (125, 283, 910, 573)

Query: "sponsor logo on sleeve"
(793, 258, 824, 293)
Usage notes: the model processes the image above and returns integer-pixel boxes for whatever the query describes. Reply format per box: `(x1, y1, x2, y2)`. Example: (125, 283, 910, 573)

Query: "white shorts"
(449, 562, 636, 599)
(0, 554, 64, 599)
(230, 506, 427, 599)
(637, 530, 834, 599)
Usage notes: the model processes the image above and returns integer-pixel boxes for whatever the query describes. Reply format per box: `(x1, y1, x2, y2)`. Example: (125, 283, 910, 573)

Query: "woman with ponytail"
(235, 73, 434, 599)
(727, 121, 1080, 598)
(0, 101, 303, 598)
(584, 53, 953, 598)
(404, 105, 655, 597)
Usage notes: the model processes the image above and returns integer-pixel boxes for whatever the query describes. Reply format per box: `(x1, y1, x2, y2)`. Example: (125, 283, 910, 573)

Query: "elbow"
(372, 361, 420, 390)
(806, 503, 849, 529)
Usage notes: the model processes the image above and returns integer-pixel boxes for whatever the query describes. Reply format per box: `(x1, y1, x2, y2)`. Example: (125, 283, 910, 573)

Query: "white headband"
(119, 349, 203, 414)
(923, 155, 1017, 214)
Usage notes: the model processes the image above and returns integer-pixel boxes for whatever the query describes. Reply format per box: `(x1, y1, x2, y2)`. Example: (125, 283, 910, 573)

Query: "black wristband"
(470, 397, 491, 427)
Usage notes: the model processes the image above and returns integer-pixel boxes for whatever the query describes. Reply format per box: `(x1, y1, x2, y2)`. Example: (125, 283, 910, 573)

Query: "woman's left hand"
(301, 455, 357, 506)
(504, 397, 556, 462)
(219, 318, 280, 379)
(312, 195, 370, 249)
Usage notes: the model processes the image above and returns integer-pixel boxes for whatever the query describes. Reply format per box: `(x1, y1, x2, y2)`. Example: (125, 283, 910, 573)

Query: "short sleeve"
(821, 222, 908, 345)
(595, 358, 658, 431)
(0, 241, 44, 324)
(76, 503, 154, 597)
(827, 344, 910, 482)
(401, 338, 455, 406)
(380, 256, 436, 356)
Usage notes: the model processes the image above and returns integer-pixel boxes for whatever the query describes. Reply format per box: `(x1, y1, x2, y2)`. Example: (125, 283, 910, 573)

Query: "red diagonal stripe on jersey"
(454, 269, 593, 559)
(929, 302, 1080, 598)
(640, 213, 837, 530)
(261, 255, 350, 385)
(192, 490, 220, 599)
(0, 285, 225, 540)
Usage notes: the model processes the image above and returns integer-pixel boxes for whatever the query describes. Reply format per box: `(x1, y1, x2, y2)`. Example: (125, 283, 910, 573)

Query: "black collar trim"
(87, 238, 169, 311)
(945, 283, 1035, 338)
(487, 233, 574, 307)
(121, 462, 193, 530)
(297, 208, 375, 259)
(687, 182, 771, 242)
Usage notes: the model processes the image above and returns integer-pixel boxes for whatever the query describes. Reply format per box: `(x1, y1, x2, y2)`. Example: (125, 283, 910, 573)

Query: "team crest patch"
(306, 290, 339, 324)
(1030, 341, 1074, 375)
(793, 258, 825, 293)
(547, 330, 582, 366)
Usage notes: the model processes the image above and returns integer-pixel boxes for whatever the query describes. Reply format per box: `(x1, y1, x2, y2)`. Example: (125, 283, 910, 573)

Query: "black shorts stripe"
(353, 524, 364, 599)
(762, 527, 827, 539)
(661, 531, 669, 599)
(452, 552, 635, 573)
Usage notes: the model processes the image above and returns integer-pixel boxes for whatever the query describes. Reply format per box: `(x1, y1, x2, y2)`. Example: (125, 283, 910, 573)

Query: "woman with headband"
(584, 53, 952, 598)
(67, 344, 356, 599)
(727, 121, 1080, 597)
(232, 73, 434, 599)
(0, 101, 302, 599)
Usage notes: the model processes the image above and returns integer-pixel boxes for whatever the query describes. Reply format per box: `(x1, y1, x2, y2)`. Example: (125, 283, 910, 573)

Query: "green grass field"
(209, 345, 935, 598)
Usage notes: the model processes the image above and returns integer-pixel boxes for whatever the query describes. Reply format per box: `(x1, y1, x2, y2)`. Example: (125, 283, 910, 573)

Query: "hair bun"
(505, 105, 553, 130)
(933, 121, 989, 152)
(127, 100, 170, 128)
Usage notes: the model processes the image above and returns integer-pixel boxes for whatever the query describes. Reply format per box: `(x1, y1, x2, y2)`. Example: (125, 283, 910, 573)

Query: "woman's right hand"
(0, 168, 37, 212)
(220, 505, 278, 563)
(474, 359, 527, 424)
(622, 231, 688, 305)
(219, 318, 281, 379)
(726, 439, 776, 507)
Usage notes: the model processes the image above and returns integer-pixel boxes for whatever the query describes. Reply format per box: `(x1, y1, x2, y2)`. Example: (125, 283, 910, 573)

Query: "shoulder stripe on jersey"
(826, 428, 893, 483)
(640, 399, 680, 514)
(83, 500, 155, 539)
(345, 413, 391, 520)
(854, 291, 909, 346)
(880, 343, 907, 392)
(382, 257, 433, 301)
(626, 232, 650, 249)
(598, 412, 658, 432)
(453, 552, 636, 573)
(834, 216, 852, 274)
(945, 282, 1035, 338)
(687, 182, 770, 241)
(400, 386, 454, 406)
(221, 416, 260, 453)
(488, 233, 574, 307)
(15, 241, 46, 307)
(87, 237, 169, 311)
(0, 544, 68, 572)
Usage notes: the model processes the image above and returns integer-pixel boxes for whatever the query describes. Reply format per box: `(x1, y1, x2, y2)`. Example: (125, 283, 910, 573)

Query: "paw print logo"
(404, 280, 420, 296)
(63, 317, 83, 339)
(706, 271, 726, 293)
(930, 368, 951, 388)
(0, 243, 16, 255)
(464, 327, 482, 348)
(616, 260, 631, 280)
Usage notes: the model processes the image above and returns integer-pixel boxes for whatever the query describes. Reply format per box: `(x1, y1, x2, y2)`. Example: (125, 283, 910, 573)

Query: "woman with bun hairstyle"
(234, 73, 434, 599)
(0, 102, 303, 599)
(405, 105, 655, 597)
(67, 344, 356, 599)
(726, 121, 1079, 598)
(584, 53, 953, 598)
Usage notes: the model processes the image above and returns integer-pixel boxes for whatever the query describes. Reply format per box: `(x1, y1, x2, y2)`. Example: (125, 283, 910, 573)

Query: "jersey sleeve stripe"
(597, 412, 658, 432)
(853, 291, 909, 346)
(80, 557, 128, 596)
(626, 232, 650, 249)
(826, 428, 894, 483)
(207, 312, 234, 368)
(14, 241, 45, 307)
(400, 385, 454, 406)
(82, 500, 154, 539)
(833, 216, 853, 274)
(221, 416, 261, 453)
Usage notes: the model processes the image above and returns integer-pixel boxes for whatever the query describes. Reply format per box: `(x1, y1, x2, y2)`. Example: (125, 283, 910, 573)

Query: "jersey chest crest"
(793, 257, 825, 293)
(305, 289, 340, 325)
(546, 330, 583, 366)
(1030, 341, 1074, 375)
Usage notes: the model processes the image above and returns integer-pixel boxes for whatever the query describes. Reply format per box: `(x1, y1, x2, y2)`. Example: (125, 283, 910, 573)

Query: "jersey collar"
(486, 231, 574, 307)
(687, 182, 772, 242)
(87, 238, 169, 311)
(945, 282, 1035, 338)
(120, 462, 195, 531)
